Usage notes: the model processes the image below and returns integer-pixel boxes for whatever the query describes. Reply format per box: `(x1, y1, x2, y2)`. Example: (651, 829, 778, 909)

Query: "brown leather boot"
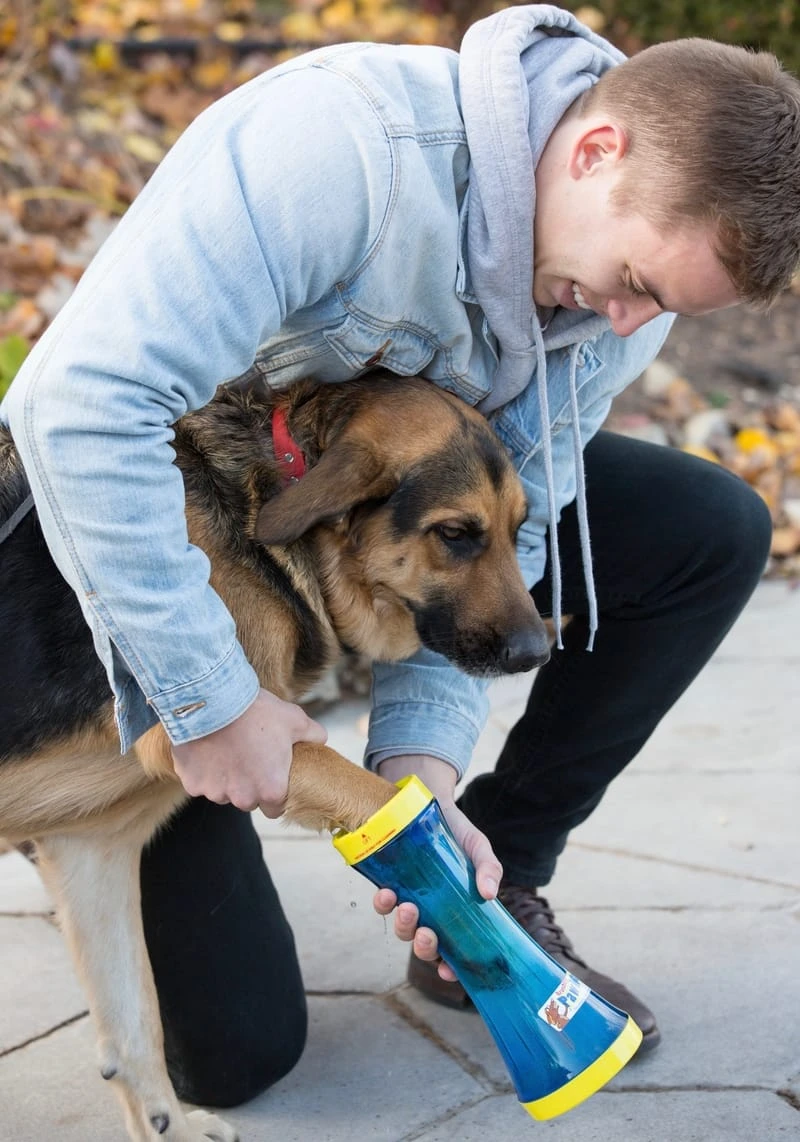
(407, 884, 661, 1053)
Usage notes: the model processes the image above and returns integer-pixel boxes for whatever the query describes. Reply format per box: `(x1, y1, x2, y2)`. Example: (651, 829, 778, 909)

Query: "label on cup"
(538, 973, 591, 1031)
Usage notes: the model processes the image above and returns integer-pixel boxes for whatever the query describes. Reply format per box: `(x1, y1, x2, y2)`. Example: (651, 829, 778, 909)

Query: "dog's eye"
(431, 522, 486, 559)
(434, 524, 468, 544)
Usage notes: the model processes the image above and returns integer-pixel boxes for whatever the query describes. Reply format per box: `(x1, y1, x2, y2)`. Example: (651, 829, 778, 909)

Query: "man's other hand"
(372, 753, 503, 979)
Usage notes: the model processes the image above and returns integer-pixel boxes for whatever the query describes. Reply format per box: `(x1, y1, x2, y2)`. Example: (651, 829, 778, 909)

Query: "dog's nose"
(501, 627, 551, 674)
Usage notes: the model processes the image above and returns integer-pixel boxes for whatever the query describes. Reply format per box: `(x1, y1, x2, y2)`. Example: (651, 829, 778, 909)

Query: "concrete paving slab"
(261, 835, 410, 992)
(0, 1017, 121, 1142)
(0, 849, 53, 915)
(481, 581, 800, 777)
(312, 697, 371, 763)
(482, 654, 798, 777)
(392, 908, 799, 1093)
(222, 995, 489, 1142)
(568, 771, 799, 886)
(392, 986, 511, 1090)
(1, 582, 798, 1142)
(252, 813, 308, 842)
(0, 916, 86, 1053)
(563, 909, 798, 1090)
(260, 836, 794, 999)
(462, 715, 510, 780)
(485, 671, 536, 717)
(412, 1089, 800, 1142)
(629, 655, 800, 775)
(538, 842, 797, 911)
(716, 579, 800, 660)
(0, 996, 488, 1142)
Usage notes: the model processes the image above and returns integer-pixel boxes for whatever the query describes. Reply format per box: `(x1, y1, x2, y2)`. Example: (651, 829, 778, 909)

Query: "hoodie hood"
(459, 5, 627, 649)
(459, 4, 624, 413)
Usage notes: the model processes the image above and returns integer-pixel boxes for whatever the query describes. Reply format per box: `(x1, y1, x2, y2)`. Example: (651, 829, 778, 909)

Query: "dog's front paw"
(186, 1109, 239, 1141)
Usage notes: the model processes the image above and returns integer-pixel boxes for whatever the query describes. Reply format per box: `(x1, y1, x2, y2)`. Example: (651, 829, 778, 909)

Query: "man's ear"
(568, 121, 629, 178)
(255, 441, 395, 545)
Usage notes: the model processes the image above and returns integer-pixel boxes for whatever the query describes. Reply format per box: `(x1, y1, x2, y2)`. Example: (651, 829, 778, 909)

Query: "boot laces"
(497, 884, 588, 967)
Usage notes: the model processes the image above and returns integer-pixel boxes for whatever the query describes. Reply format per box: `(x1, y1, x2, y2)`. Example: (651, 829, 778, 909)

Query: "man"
(2, 4, 795, 1107)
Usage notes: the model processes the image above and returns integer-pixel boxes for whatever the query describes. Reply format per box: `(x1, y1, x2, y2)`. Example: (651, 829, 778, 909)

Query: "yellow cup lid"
(332, 774, 434, 865)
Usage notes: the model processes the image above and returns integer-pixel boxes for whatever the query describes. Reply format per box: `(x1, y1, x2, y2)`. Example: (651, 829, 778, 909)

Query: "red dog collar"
(272, 407, 306, 485)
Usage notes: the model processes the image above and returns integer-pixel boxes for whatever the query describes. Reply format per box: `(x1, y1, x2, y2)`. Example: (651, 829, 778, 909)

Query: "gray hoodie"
(461, 5, 627, 644)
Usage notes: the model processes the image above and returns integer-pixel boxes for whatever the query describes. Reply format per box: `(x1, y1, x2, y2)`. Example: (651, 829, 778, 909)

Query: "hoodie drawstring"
(532, 322, 563, 649)
(532, 328, 598, 652)
(0, 491, 34, 547)
(567, 343, 598, 650)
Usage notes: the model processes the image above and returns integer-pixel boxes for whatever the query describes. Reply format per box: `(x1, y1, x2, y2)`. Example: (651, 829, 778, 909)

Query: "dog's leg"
(35, 833, 238, 1142)
(285, 742, 397, 833)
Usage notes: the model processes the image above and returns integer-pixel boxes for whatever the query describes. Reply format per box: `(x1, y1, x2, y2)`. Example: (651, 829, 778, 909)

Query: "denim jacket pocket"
(252, 328, 346, 387)
(550, 341, 606, 431)
(491, 339, 607, 463)
(325, 314, 436, 377)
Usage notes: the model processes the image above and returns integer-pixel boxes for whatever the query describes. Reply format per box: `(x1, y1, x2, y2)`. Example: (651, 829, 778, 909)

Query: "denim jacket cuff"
(365, 699, 488, 782)
(147, 641, 261, 745)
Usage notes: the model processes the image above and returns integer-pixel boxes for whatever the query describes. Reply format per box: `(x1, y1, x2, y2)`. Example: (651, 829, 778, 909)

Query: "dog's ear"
(255, 440, 395, 544)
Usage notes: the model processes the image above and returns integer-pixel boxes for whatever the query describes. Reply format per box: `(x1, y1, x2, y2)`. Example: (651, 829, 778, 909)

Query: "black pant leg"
(458, 431, 772, 886)
(140, 797, 307, 1108)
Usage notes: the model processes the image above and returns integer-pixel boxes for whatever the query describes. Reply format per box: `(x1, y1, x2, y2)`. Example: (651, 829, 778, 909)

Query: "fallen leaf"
(192, 55, 234, 90)
(681, 444, 720, 464)
(0, 298, 44, 339)
(659, 376, 707, 420)
(767, 403, 800, 432)
(753, 467, 784, 516)
(279, 10, 325, 39)
(736, 426, 775, 453)
(123, 132, 165, 163)
(0, 334, 30, 396)
(573, 7, 606, 33)
(770, 526, 800, 556)
(92, 40, 120, 72)
(4, 234, 59, 275)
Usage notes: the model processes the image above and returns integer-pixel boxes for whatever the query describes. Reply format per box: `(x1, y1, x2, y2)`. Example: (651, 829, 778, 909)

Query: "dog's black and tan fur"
(0, 372, 548, 1141)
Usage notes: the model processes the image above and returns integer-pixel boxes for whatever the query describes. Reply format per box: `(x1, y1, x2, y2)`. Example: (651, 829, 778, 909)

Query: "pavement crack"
(570, 841, 800, 891)
(0, 1010, 88, 1058)
(615, 1082, 778, 1094)
(382, 991, 507, 1094)
(777, 1088, 800, 1111)
(566, 902, 795, 914)
(396, 1094, 494, 1140)
(0, 909, 54, 918)
(304, 988, 380, 997)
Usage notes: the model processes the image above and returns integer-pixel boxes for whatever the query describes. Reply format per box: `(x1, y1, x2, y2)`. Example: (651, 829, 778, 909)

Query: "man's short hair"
(581, 39, 800, 307)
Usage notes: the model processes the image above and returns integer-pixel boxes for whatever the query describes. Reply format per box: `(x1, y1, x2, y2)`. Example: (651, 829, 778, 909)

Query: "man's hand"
(372, 754, 503, 981)
(171, 687, 327, 815)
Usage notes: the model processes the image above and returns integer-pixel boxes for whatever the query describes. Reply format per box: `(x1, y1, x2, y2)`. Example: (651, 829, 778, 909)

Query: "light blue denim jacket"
(2, 6, 672, 776)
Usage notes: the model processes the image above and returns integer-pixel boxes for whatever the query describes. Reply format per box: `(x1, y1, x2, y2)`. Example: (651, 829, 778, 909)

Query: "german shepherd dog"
(0, 372, 549, 1141)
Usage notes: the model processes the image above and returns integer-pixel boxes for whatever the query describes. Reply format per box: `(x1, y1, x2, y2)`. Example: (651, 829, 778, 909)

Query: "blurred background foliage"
(1, 0, 794, 59)
(3, 1, 800, 81)
(2, 0, 799, 393)
(0, 0, 794, 365)
(2, 0, 799, 395)
(3, 1, 800, 566)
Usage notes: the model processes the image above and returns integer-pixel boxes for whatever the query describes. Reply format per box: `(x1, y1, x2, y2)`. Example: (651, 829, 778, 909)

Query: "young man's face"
(533, 120, 740, 336)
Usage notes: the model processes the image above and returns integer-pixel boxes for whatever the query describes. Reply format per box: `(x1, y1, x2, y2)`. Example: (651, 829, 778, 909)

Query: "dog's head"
(255, 379, 550, 676)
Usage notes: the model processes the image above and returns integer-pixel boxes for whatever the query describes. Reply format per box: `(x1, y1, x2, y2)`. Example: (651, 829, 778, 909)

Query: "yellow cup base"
(522, 1015, 643, 1120)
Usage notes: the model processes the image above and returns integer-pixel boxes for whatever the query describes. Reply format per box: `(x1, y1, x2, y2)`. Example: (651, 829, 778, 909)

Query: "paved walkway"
(1, 581, 798, 1141)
